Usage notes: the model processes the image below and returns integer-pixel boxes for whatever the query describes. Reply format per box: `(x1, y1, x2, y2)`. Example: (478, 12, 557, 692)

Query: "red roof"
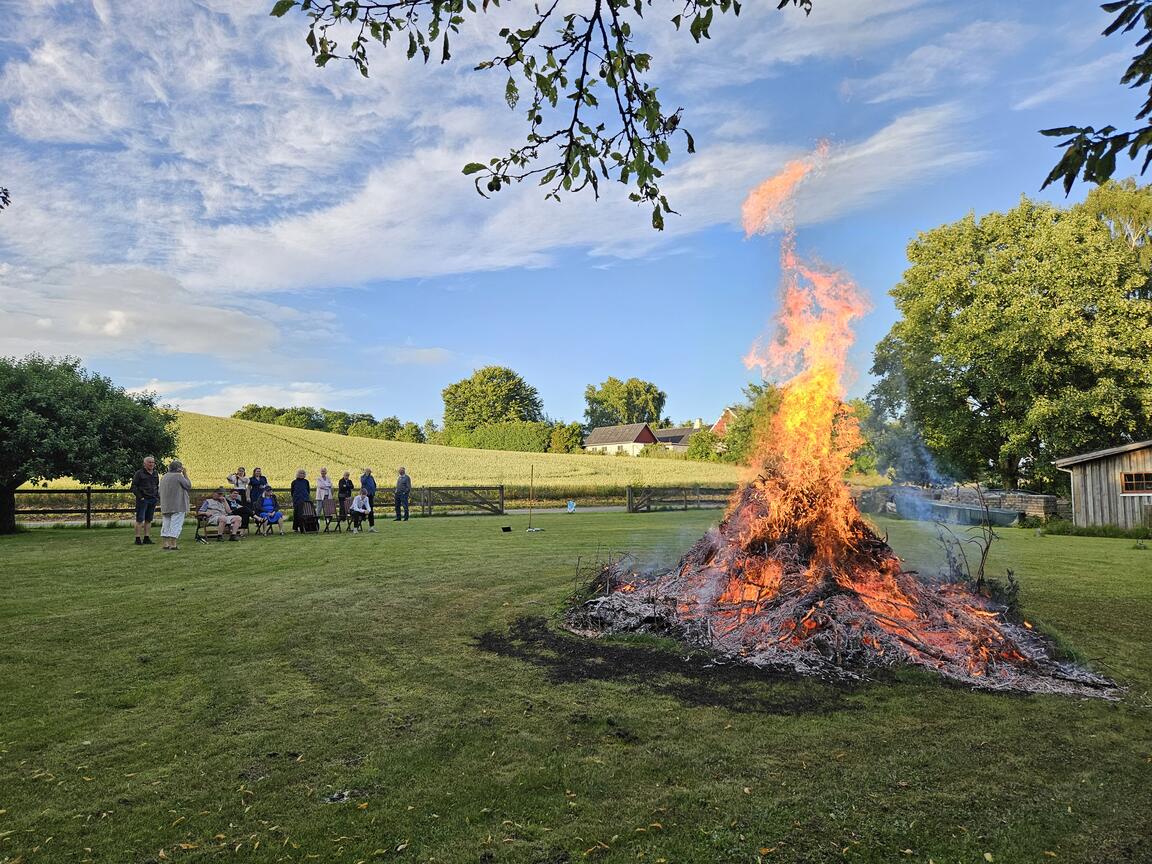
(711, 408, 737, 437)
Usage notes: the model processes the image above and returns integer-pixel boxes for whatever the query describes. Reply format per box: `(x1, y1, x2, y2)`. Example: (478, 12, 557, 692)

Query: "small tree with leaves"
(0, 356, 178, 534)
(272, 0, 813, 229)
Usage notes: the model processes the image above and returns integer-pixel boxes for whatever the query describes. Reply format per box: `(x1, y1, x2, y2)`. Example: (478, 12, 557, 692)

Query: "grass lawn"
(1, 513, 1150, 864)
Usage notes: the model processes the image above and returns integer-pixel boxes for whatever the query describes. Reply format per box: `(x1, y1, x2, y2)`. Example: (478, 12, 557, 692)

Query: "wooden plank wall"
(1070, 447, 1152, 529)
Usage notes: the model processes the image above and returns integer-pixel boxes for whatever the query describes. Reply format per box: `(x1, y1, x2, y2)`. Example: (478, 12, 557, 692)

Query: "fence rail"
(626, 485, 734, 513)
(14, 485, 506, 525)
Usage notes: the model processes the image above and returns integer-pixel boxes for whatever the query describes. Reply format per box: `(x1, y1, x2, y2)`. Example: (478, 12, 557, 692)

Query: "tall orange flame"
(740, 143, 869, 566)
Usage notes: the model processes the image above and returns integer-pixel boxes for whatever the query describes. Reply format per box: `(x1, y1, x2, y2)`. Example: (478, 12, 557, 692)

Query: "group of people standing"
(226, 465, 413, 533)
(129, 458, 415, 549)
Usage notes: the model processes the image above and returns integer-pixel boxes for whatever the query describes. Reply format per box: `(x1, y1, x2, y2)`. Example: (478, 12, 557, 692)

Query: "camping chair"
(321, 497, 340, 533)
(296, 500, 320, 533)
(256, 512, 286, 536)
(194, 509, 223, 543)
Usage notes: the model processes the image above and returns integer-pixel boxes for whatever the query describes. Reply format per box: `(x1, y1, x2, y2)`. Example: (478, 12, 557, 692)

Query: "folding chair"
(321, 497, 340, 533)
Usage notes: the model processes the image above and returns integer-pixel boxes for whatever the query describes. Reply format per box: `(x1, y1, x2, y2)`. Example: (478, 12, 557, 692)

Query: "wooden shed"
(1053, 440, 1152, 530)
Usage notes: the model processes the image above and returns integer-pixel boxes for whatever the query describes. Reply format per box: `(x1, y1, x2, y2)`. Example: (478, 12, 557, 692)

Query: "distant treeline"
(231, 404, 429, 442)
(230, 404, 589, 454)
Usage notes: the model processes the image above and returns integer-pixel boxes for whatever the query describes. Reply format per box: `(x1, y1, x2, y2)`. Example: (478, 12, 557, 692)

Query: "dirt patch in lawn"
(474, 616, 862, 715)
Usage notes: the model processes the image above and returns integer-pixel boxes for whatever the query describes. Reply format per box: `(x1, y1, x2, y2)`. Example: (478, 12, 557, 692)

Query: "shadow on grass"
(474, 616, 865, 716)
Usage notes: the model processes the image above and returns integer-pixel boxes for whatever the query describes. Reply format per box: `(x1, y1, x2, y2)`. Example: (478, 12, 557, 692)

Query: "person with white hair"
(158, 460, 192, 551)
(130, 455, 160, 545)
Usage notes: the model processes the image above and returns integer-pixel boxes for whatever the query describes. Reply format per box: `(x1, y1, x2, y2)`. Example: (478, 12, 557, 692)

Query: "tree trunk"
(0, 483, 18, 535)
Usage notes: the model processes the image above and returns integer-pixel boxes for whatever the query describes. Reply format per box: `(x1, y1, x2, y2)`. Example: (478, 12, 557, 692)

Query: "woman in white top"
(316, 467, 335, 518)
(316, 467, 334, 501)
(227, 466, 250, 502)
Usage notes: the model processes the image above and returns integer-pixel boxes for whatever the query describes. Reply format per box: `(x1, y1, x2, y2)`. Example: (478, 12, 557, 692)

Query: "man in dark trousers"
(359, 467, 377, 532)
(130, 455, 160, 546)
(394, 466, 411, 522)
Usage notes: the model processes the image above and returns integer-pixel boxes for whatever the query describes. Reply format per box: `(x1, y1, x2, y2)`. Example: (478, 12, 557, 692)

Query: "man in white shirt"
(349, 488, 372, 534)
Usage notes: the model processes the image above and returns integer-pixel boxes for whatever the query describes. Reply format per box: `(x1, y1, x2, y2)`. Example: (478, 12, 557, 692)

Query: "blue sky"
(0, 0, 1144, 426)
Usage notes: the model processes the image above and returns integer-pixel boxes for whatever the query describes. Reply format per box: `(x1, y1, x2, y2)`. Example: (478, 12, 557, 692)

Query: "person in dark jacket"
(359, 468, 377, 532)
(394, 466, 412, 522)
(130, 455, 160, 546)
(248, 467, 269, 502)
(290, 469, 311, 533)
(227, 489, 253, 532)
(337, 470, 354, 518)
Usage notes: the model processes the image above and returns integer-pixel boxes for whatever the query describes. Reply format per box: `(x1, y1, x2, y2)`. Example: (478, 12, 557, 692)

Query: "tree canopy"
(0, 355, 178, 533)
(584, 376, 666, 428)
(272, 0, 813, 228)
(442, 365, 544, 429)
(870, 193, 1152, 490)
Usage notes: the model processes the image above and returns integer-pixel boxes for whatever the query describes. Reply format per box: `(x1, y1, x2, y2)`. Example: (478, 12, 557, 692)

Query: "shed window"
(1121, 472, 1152, 494)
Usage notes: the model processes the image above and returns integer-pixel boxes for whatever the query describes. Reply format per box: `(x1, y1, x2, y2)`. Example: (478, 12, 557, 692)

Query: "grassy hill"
(157, 412, 742, 492)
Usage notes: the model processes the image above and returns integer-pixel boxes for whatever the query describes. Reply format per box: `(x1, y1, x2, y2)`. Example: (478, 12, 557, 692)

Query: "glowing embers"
(568, 476, 1119, 699)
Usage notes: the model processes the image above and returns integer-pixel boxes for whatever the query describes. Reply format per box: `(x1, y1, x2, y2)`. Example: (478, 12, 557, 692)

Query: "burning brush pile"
(567, 146, 1118, 700)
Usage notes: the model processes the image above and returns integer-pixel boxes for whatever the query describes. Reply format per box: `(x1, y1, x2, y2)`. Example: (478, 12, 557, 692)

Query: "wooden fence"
(626, 485, 734, 513)
(416, 486, 504, 517)
(13, 485, 505, 525)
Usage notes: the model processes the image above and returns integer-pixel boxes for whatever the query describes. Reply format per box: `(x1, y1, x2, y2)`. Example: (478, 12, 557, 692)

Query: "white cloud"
(841, 20, 1029, 104)
(1013, 51, 1128, 111)
(174, 103, 978, 289)
(646, 0, 948, 92)
(0, 264, 279, 360)
(158, 382, 377, 417)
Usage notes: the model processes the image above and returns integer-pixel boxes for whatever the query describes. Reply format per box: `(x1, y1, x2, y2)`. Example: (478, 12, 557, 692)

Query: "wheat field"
(97, 412, 743, 491)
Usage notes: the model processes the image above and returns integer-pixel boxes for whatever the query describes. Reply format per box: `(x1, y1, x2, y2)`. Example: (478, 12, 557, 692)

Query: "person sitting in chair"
(349, 488, 372, 534)
(199, 489, 243, 540)
(256, 487, 284, 532)
(227, 489, 253, 533)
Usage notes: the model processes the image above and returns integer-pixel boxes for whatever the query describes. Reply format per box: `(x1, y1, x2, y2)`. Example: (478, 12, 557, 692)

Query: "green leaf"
(270, 0, 297, 16)
(651, 205, 664, 230)
(462, 163, 487, 175)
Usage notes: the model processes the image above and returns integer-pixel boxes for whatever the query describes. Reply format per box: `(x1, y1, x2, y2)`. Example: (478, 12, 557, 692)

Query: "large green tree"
(870, 196, 1152, 490)
(584, 376, 666, 428)
(1083, 178, 1152, 296)
(442, 366, 544, 430)
(272, 0, 813, 228)
(0, 356, 178, 534)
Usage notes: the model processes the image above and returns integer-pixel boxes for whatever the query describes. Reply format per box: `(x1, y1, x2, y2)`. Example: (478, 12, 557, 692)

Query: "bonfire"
(568, 146, 1118, 700)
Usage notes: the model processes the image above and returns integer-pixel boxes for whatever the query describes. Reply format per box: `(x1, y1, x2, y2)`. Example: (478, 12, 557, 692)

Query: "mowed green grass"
(40, 412, 743, 491)
(1, 514, 1150, 864)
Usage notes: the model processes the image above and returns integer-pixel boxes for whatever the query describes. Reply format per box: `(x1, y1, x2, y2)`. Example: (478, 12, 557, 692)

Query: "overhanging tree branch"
(272, 0, 814, 229)
(1042, 0, 1152, 193)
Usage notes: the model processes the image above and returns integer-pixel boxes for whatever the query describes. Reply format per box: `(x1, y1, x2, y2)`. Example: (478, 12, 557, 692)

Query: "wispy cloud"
(1013, 51, 1128, 111)
(841, 20, 1029, 104)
